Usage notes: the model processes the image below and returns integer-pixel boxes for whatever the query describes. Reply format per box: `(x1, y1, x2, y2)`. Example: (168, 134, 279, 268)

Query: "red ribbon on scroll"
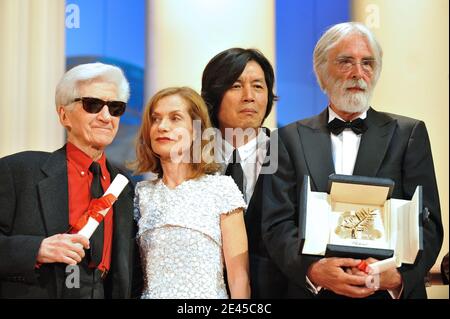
(72, 194, 117, 232)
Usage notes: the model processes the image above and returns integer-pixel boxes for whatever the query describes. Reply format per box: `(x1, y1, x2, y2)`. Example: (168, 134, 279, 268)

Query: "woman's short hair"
(55, 62, 130, 109)
(132, 87, 220, 179)
(313, 22, 383, 91)
(201, 48, 278, 128)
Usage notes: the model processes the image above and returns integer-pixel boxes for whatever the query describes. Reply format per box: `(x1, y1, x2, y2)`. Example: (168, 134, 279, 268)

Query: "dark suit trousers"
(61, 259, 105, 299)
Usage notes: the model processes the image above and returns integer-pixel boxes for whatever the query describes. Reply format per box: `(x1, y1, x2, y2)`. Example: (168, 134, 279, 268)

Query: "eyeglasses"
(73, 97, 127, 117)
(334, 57, 375, 74)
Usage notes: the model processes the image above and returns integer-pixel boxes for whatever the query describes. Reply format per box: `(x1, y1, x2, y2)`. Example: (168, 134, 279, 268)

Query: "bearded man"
(261, 22, 443, 299)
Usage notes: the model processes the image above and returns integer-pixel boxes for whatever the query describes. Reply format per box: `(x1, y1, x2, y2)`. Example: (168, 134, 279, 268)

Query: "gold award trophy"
(330, 208, 387, 249)
(334, 208, 382, 240)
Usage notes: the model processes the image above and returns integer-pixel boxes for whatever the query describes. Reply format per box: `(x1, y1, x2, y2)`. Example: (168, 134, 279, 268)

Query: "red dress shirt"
(66, 142, 113, 273)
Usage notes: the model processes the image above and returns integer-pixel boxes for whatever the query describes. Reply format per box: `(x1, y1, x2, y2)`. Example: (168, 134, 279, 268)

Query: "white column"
(146, 0, 276, 128)
(0, 0, 66, 157)
(352, 0, 449, 299)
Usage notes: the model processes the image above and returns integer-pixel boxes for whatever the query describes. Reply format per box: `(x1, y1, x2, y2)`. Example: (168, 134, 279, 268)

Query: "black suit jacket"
(261, 107, 443, 298)
(244, 129, 288, 298)
(0, 146, 142, 298)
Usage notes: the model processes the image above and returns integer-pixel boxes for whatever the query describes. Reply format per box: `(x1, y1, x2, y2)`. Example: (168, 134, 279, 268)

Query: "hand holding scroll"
(354, 257, 403, 291)
(36, 233, 90, 265)
(36, 174, 129, 266)
(307, 257, 376, 298)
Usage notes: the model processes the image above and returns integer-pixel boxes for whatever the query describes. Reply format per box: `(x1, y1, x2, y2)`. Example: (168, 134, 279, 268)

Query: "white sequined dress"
(134, 174, 246, 299)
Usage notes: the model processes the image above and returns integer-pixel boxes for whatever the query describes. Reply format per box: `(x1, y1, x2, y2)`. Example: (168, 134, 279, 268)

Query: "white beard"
(326, 77, 372, 114)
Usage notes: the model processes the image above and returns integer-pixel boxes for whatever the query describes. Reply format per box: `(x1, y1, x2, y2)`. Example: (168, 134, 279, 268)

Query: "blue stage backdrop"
(66, 0, 349, 171)
(275, 0, 350, 127)
(66, 0, 145, 177)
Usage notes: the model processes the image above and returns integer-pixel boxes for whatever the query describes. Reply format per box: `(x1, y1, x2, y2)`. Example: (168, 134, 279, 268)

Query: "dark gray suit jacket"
(261, 107, 443, 298)
(0, 146, 142, 298)
(244, 130, 288, 298)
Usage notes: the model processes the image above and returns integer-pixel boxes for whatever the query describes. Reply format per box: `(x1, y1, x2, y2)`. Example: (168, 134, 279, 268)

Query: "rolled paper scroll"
(357, 256, 400, 275)
(77, 174, 129, 239)
(367, 256, 399, 275)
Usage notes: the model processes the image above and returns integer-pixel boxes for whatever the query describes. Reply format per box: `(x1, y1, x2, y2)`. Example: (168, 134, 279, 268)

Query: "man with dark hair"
(262, 22, 443, 299)
(201, 48, 287, 298)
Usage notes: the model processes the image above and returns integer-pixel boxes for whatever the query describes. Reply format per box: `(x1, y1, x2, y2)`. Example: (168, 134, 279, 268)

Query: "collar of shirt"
(220, 131, 269, 167)
(328, 106, 367, 124)
(66, 142, 108, 180)
(254, 131, 270, 167)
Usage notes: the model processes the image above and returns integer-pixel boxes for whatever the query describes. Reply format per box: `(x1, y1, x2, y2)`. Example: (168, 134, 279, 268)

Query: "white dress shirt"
(217, 131, 269, 206)
(328, 107, 367, 175)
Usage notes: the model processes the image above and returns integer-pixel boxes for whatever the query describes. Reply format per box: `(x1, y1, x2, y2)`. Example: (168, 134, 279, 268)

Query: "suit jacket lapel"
(353, 108, 397, 177)
(247, 127, 270, 214)
(107, 164, 133, 255)
(106, 162, 135, 298)
(108, 164, 131, 257)
(298, 108, 335, 191)
(246, 171, 263, 221)
(38, 146, 69, 235)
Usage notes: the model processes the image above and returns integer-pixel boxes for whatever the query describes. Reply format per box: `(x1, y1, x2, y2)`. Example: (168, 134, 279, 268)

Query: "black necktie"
(89, 162, 104, 267)
(327, 117, 368, 135)
(225, 149, 244, 195)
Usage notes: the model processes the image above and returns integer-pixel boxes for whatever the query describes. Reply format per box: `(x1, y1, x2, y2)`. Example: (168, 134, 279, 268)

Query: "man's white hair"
(55, 62, 130, 110)
(313, 22, 383, 92)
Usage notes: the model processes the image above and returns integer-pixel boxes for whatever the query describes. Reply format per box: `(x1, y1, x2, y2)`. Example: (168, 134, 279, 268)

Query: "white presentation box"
(298, 174, 423, 265)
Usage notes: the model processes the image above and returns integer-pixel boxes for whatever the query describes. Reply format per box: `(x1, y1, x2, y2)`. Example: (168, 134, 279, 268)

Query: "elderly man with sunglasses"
(0, 62, 142, 298)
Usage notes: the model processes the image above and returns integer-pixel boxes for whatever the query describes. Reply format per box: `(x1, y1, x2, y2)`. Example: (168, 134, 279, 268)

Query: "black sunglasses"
(73, 97, 127, 117)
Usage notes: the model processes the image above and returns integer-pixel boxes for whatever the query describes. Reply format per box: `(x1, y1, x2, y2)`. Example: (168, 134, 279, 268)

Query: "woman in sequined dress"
(130, 87, 250, 299)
